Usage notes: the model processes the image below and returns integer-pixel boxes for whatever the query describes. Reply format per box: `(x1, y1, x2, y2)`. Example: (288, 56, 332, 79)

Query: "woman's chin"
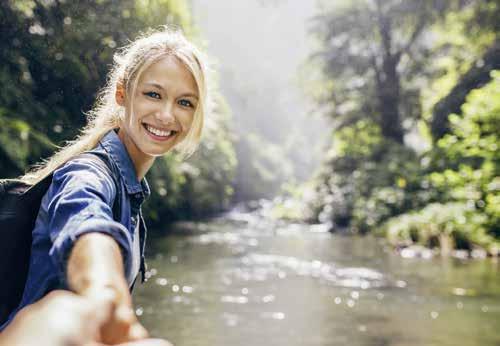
(140, 144, 174, 157)
(138, 135, 184, 157)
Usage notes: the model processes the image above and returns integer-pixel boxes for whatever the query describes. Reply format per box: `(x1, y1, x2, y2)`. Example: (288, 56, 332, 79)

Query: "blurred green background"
(0, 0, 498, 255)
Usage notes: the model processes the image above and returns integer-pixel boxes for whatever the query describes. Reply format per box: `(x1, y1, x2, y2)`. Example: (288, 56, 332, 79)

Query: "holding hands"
(0, 290, 172, 346)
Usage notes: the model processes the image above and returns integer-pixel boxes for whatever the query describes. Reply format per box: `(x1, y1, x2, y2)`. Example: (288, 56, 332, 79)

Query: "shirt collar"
(99, 129, 150, 198)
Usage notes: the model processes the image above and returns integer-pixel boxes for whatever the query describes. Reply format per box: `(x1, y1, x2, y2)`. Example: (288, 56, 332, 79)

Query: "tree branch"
(431, 38, 500, 139)
(371, 54, 382, 87)
(375, 0, 392, 57)
(399, 9, 427, 57)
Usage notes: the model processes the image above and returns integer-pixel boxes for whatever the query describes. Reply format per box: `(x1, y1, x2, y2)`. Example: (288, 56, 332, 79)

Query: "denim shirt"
(0, 130, 149, 330)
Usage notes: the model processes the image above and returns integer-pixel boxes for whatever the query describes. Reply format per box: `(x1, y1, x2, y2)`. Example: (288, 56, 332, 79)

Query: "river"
(134, 207, 500, 346)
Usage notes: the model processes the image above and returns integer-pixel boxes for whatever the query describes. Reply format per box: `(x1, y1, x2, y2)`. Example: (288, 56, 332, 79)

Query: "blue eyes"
(143, 91, 194, 108)
(144, 91, 161, 99)
(178, 99, 193, 108)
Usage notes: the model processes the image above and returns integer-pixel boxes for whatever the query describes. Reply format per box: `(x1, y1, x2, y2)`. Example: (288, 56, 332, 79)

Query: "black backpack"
(0, 153, 119, 325)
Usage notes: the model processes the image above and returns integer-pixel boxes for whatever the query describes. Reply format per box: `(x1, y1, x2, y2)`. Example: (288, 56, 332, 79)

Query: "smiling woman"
(0, 27, 209, 344)
(117, 55, 200, 179)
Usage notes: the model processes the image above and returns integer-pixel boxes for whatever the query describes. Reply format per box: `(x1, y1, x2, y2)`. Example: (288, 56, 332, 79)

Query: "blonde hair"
(22, 26, 208, 184)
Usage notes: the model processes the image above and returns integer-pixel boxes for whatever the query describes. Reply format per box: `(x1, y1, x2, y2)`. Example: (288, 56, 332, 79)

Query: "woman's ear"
(115, 82, 126, 106)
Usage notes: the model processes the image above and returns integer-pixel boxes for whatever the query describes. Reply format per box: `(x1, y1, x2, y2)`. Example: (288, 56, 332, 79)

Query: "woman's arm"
(67, 232, 148, 344)
(39, 158, 147, 343)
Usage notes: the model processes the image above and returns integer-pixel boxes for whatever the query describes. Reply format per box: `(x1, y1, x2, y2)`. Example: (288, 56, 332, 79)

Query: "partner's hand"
(0, 290, 114, 346)
(82, 285, 149, 345)
(0, 290, 173, 346)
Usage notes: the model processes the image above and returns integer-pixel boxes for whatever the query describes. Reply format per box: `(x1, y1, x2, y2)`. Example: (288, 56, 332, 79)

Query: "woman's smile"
(142, 123, 178, 142)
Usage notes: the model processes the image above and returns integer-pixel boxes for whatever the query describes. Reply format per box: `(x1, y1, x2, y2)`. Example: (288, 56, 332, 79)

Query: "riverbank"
(378, 202, 500, 259)
(267, 197, 500, 259)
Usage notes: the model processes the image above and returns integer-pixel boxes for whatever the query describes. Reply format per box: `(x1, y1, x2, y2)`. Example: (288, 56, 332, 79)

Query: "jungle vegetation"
(302, 0, 499, 255)
(0, 0, 236, 227)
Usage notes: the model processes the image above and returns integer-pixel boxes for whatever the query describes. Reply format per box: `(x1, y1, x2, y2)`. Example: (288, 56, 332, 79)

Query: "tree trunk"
(376, 54, 404, 144)
(374, 6, 405, 144)
(431, 39, 500, 140)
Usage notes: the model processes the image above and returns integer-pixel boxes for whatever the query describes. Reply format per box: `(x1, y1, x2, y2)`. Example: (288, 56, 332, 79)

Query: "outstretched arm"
(67, 232, 147, 344)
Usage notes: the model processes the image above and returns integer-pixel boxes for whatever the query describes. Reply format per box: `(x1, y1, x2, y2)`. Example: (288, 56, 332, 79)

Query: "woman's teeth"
(145, 124, 173, 137)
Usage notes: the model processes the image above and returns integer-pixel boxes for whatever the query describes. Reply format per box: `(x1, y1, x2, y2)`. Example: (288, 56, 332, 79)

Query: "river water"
(134, 208, 500, 346)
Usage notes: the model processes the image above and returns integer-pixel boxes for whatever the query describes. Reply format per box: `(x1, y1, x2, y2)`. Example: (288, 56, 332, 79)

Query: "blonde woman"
(0, 27, 207, 344)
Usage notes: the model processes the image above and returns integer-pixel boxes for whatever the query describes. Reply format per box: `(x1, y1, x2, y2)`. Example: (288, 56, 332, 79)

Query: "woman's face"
(117, 55, 198, 160)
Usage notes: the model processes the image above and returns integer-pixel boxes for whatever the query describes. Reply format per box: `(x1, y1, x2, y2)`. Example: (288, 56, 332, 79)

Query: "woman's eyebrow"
(179, 93, 199, 100)
(144, 82, 164, 90)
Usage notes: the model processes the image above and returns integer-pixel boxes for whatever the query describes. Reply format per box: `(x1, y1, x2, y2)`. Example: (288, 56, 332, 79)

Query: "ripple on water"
(260, 311, 285, 320)
(221, 312, 239, 327)
(220, 295, 249, 304)
(221, 253, 392, 289)
(192, 232, 260, 247)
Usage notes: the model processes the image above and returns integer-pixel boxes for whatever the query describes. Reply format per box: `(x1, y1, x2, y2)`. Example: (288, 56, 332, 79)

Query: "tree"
(310, 0, 457, 143)
(430, 0, 500, 140)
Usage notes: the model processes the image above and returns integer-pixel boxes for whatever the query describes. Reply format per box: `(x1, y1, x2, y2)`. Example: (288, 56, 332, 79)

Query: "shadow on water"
(134, 208, 500, 346)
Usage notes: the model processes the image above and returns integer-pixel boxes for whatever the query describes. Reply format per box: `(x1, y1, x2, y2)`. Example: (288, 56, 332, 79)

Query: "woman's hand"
(67, 232, 149, 344)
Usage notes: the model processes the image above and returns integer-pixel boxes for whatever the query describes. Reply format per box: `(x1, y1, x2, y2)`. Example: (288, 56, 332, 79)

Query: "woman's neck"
(117, 129, 155, 181)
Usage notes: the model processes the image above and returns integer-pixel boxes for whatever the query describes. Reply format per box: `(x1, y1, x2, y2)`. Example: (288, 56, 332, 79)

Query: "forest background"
(0, 0, 498, 256)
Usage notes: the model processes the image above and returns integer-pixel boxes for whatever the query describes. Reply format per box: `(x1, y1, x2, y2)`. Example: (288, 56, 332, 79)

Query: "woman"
(0, 27, 208, 344)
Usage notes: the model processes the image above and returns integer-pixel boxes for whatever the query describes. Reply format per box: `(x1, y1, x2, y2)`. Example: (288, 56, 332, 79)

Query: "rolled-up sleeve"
(46, 157, 132, 284)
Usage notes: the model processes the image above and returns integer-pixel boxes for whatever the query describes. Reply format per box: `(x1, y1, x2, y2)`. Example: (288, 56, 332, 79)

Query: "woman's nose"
(157, 103, 175, 125)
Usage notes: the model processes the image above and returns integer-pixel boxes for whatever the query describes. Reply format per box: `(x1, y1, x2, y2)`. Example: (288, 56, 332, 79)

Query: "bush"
(380, 202, 499, 254)
(309, 71, 499, 251)
(427, 70, 500, 238)
(381, 71, 500, 253)
(310, 120, 430, 232)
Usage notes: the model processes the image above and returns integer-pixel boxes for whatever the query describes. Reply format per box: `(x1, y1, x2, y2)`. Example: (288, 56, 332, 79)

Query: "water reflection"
(134, 209, 500, 346)
(227, 253, 390, 289)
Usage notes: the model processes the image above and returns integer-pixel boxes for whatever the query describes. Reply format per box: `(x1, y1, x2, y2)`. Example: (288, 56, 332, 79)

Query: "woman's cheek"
(183, 110, 195, 128)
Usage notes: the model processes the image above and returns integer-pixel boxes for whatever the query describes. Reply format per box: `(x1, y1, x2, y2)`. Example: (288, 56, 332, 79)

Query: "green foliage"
(379, 72, 500, 253)
(428, 71, 500, 236)
(330, 120, 382, 159)
(308, 0, 463, 143)
(305, 0, 499, 256)
(0, 0, 237, 226)
(311, 120, 429, 232)
(381, 202, 499, 253)
(314, 72, 499, 249)
(0, 110, 54, 176)
(269, 181, 319, 222)
(422, 0, 498, 124)
(0, 0, 191, 154)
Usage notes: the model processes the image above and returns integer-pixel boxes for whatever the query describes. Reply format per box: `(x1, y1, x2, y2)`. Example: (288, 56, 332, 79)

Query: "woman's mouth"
(143, 124, 177, 141)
